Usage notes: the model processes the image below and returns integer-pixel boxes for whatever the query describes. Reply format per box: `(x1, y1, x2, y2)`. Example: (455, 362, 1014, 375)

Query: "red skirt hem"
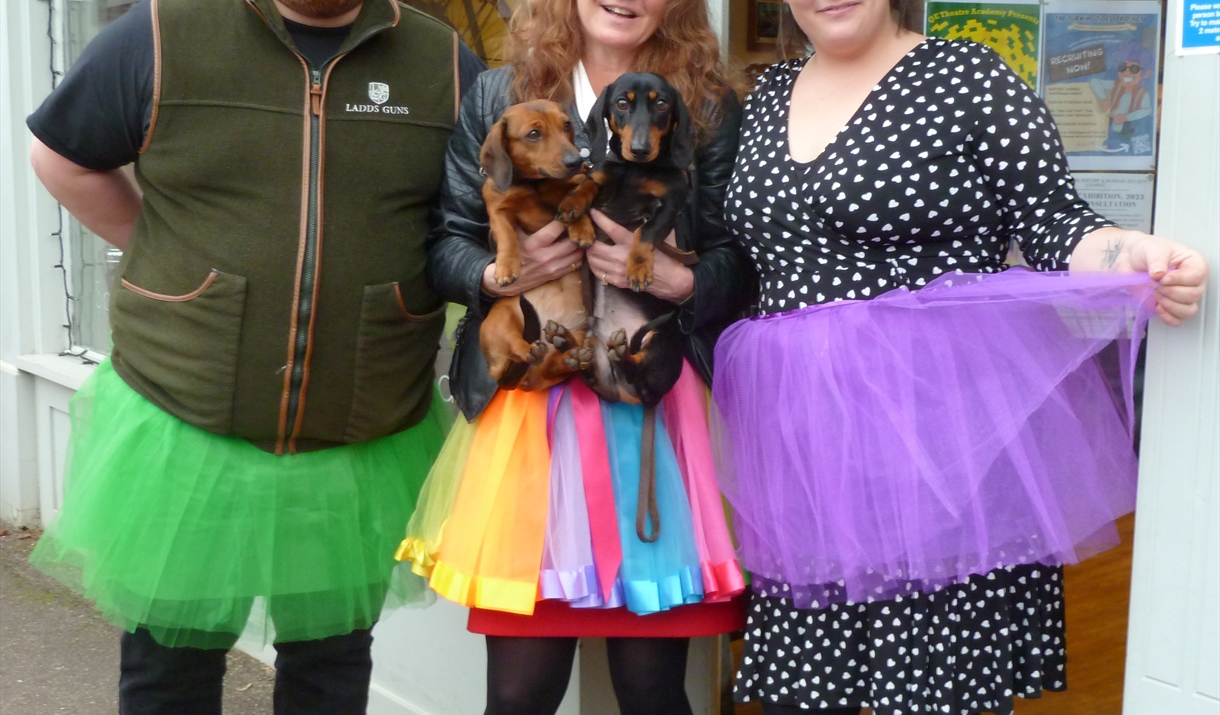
(468, 596, 747, 638)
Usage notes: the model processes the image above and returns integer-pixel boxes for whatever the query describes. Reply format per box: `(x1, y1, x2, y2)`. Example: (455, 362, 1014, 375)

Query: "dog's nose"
(630, 134, 652, 159)
(563, 152, 583, 170)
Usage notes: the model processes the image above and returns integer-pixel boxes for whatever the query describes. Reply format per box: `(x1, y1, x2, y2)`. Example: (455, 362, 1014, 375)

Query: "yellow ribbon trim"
(429, 560, 540, 615)
(394, 537, 438, 578)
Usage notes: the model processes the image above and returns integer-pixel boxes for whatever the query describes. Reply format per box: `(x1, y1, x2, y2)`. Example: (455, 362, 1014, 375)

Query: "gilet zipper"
(242, 0, 397, 452)
(282, 65, 325, 444)
(281, 19, 395, 451)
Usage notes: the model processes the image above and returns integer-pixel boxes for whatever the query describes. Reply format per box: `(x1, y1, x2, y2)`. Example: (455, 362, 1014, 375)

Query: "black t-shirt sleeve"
(456, 41, 485, 100)
(26, 0, 154, 171)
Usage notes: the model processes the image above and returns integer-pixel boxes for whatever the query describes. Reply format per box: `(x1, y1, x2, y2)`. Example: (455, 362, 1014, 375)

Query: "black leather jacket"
(427, 66, 754, 420)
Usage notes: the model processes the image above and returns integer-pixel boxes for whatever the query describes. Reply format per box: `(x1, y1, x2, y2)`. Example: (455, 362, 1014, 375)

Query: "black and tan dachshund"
(573, 73, 698, 543)
(572, 72, 696, 411)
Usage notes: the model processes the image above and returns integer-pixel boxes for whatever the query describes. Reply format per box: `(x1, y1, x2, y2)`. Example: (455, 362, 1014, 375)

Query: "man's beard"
(278, 0, 363, 19)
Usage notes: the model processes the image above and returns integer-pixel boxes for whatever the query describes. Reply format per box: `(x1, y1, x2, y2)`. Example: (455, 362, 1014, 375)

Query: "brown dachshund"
(478, 100, 598, 391)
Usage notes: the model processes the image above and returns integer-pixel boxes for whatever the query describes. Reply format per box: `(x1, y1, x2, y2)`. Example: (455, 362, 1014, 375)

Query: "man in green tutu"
(26, 0, 483, 711)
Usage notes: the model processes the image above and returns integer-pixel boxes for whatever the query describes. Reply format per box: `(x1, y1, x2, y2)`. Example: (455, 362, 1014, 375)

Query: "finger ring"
(601, 272, 609, 286)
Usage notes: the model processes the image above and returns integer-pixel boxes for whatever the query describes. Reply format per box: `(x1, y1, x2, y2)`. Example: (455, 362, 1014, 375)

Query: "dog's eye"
(564, 121, 572, 133)
(615, 98, 630, 111)
(655, 98, 668, 110)
(526, 129, 542, 142)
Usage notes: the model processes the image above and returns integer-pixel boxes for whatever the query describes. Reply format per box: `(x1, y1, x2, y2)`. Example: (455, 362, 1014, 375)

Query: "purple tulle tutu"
(712, 269, 1157, 607)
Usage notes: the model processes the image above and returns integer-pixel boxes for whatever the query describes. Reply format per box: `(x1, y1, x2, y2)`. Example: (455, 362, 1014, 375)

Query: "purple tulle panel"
(712, 270, 1157, 607)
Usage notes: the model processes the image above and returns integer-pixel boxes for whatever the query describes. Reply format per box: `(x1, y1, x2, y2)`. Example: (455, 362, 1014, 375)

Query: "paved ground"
(0, 524, 275, 715)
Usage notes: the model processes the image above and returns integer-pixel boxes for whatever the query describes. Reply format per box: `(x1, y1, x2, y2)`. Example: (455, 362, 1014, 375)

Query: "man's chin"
(277, 0, 363, 19)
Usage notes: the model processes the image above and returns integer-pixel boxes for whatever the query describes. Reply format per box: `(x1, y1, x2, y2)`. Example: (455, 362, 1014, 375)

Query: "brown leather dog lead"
(636, 405, 661, 543)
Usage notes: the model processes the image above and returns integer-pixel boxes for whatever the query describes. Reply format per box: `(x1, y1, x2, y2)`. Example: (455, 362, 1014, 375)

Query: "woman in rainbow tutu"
(713, 0, 1210, 712)
(396, 0, 753, 710)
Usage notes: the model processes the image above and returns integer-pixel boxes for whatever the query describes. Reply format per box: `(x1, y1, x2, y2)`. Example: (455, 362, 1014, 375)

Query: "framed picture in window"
(747, 0, 783, 50)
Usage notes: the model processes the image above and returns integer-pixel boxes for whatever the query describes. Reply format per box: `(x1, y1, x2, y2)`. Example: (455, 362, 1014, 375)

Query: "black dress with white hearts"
(724, 39, 1115, 714)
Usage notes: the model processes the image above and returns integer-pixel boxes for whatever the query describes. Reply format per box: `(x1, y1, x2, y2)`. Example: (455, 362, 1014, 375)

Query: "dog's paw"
(567, 219, 595, 249)
(606, 329, 628, 363)
(494, 257, 521, 287)
(544, 321, 575, 352)
(625, 244, 655, 292)
(563, 345, 595, 372)
(525, 340, 549, 365)
(626, 266, 653, 292)
(556, 193, 591, 223)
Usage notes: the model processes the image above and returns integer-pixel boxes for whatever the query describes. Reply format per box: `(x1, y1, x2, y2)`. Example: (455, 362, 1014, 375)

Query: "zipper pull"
(310, 69, 323, 116)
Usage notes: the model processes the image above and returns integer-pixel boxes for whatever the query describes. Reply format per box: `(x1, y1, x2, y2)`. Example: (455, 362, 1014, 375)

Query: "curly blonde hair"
(504, 0, 739, 139)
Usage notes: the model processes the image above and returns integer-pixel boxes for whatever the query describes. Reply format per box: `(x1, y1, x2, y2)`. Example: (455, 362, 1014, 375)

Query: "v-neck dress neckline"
(784, 38, 933, 170)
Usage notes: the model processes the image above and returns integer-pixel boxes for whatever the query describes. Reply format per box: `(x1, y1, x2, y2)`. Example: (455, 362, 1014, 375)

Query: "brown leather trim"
(276, 55, 316, 456)
(287, 59, 343, 452)
(636, 405, 661, 543)
(452, 32, 460, 123)
(139, 0, 162, 154)
(393, 284, 446, 322)
(121, 270, 218, 302)
(656, 240, 700, 266)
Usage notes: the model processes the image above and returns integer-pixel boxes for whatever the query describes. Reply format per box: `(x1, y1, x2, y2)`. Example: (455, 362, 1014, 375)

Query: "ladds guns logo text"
(345, 82, 410, 115)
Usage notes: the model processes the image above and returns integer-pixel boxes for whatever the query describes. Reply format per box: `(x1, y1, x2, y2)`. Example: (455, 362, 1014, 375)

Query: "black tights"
(484, 636, 693, 715)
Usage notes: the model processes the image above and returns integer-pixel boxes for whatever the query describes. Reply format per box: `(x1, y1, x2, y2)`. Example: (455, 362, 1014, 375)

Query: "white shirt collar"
(573, 61, 599, 124)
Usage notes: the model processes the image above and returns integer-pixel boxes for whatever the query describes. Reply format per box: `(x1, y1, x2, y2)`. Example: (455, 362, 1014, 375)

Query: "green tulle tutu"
(31, 360, 449, 649)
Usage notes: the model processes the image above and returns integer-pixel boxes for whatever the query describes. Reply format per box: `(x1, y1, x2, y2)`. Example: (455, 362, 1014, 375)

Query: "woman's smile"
(817, 1, 862, 16)
(600, 3, 639, 18)
(577, 0, 666, 57)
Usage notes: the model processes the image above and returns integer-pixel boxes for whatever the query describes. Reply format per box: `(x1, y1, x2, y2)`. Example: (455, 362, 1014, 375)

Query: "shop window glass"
(61, 0, 138, 356)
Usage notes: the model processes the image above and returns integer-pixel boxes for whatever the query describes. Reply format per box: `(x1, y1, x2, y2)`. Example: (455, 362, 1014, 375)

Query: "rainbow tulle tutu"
(397, 361, 744, 616)
(712, 269, 1158, 608)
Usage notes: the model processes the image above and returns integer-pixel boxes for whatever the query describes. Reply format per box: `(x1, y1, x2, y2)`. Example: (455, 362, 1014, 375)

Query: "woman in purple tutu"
(715, 0, 1209, 712)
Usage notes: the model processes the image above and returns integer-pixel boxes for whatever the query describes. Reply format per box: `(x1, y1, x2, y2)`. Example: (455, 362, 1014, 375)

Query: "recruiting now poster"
(925, 0, 1042, 90)
(1041, 1, 1162, 171)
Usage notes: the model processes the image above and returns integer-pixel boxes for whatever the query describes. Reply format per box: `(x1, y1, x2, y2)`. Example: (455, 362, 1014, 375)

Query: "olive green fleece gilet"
(110, 0, 457, 453)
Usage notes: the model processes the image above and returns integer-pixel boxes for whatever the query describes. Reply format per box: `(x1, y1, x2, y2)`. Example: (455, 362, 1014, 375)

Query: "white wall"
(1, 0, 72, 529)
(1123, 3, 1220, 712)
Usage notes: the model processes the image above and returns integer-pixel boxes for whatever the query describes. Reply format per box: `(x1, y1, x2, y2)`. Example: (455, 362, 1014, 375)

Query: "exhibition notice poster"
(1072, 173, 1155, 232)
(1042, 1, 1162, 171)
(925, 0, 1042, 90)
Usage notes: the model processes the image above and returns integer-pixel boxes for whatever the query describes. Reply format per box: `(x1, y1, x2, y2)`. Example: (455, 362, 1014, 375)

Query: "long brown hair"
(504, 0, 739, 139)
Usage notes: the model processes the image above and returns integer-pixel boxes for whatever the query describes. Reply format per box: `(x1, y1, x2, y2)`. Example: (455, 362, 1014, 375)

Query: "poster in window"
(1073, 172, 1155, 232)
(925, 0, 1043, 90)
(1042, 1, 1162, 171)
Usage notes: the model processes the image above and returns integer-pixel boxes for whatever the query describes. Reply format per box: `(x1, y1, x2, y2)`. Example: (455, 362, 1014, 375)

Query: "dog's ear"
(585, 84, 613, 163)
(480, 116, 515, 192)
(667, 96, 695, 170)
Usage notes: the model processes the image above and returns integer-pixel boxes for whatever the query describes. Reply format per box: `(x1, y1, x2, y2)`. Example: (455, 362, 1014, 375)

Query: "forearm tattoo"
(1101, 237, 1124, 270)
